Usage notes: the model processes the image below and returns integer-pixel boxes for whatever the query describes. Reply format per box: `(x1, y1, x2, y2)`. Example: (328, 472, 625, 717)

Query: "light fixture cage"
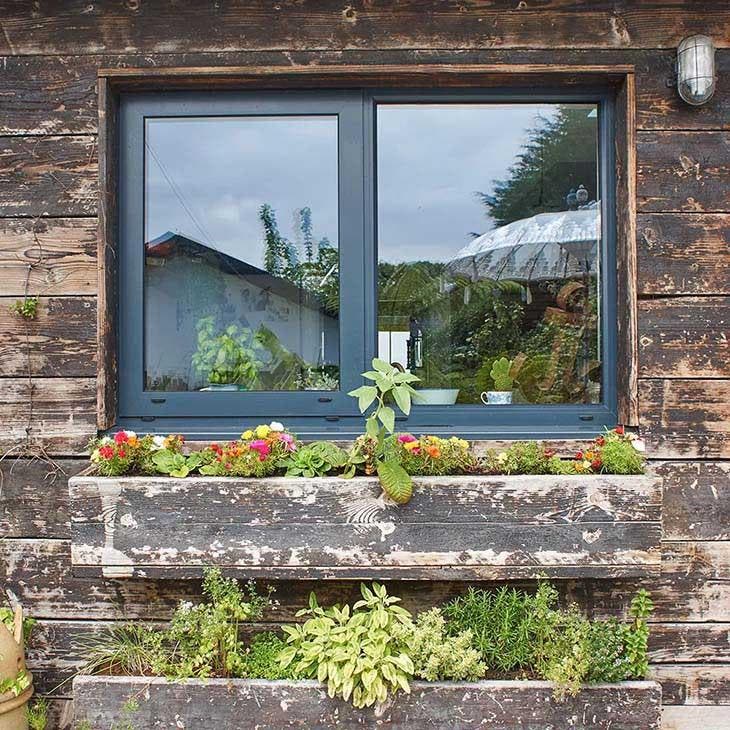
(677, 34, 716, 106)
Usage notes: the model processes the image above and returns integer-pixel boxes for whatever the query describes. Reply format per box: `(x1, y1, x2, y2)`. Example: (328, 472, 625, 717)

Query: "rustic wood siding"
(0, 3, 728, 728)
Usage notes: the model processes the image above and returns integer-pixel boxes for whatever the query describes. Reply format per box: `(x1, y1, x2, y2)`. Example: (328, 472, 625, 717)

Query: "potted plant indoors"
(481, 356, 515, 405)
(412, 358, 460, 406)
(0, 606, 33, 730)
(191, 316, 264, 391)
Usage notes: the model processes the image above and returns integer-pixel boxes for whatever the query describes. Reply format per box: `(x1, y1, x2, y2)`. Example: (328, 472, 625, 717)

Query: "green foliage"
(10, 296, 38, 319)
(151, 448, 205, 477)
(79, 622, 162, 677)
(27, 697, 49, 730)
(279, 583, 414, 708)
(279, 441, 348, 477)
(395, 608, 485, 682)
(191, 316, 264, 387)
(0, 668, 31, 697)
(348, 359, 420, 503)
(599, 431, 646, 475)
(481, 441, 567, 476)
(396, 435, 478, 477)
(0, 606, 35, 644)
(624, 589, 653, 678)
(243, 632, 298, 680)
(153, 569, 271, 680)
(489, 357, 514, 392)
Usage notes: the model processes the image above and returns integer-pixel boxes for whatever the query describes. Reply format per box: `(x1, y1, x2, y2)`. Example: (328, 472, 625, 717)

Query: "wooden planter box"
(73, 676, 662, 729)
(69, 473, 661, 580)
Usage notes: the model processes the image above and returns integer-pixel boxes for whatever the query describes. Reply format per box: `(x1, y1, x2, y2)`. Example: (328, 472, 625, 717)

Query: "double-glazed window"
(118, 90, 616, 438)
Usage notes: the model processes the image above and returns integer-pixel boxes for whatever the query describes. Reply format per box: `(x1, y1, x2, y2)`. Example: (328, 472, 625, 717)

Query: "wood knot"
(342, 6, 357, 23)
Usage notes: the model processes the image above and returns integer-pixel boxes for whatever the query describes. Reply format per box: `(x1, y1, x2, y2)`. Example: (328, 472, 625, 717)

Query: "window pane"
(144, 116, 339, 392)
(377, 103, 602, 406)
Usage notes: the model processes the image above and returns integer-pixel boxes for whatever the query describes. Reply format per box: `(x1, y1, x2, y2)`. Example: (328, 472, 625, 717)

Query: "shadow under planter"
(68, 474, 661, 580)
(73, 676, 662, 729)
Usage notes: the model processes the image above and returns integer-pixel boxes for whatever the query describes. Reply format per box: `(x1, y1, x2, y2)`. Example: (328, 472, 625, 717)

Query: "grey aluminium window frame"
(116, 87, 618, 440)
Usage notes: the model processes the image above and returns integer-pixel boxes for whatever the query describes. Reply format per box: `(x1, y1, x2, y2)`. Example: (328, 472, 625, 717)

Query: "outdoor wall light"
(676, 35, 716, 106)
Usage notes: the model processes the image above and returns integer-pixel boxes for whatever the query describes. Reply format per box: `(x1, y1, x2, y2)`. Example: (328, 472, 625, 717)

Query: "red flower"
(99, 445, 114, 460)
(118, 449, 126, 458)
(575, 451, 583, 460)
(596, 436, 605, 447)
(591, 459, 602, 470)
(544, 448, 556, 458)
(615, 425, 625, 435)
(114, 431, 129, 444)
(224, 462, 232, 470)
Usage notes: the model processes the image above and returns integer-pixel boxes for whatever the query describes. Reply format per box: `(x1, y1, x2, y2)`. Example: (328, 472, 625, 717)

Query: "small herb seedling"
(10, 297, 38, 320)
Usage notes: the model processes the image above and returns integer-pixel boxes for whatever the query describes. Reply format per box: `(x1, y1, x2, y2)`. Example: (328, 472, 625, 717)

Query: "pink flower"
(279, 433, 297, 451)
(397, 433, 417, 444)
(114, 431, 129, 444)
(249, 440, 271, 460)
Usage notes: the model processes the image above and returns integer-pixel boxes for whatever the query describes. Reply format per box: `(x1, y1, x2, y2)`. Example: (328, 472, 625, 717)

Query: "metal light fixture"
(677, 35, 716, 106)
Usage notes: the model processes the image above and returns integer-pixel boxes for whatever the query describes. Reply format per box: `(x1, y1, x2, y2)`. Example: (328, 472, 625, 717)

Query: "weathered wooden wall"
(0, 3, 728, 728)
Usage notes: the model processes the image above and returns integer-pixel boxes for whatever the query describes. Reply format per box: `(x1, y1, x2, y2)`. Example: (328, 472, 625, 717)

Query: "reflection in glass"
(143, 116, 339, 391)
(377, 103, 601, 406)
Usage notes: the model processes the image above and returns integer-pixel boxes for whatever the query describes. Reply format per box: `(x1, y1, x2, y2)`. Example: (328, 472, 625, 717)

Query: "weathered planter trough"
(69, 474, 661, 580)
(73, 676, 662, 729)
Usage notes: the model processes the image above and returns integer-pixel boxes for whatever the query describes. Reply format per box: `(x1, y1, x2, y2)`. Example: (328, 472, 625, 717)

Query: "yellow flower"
(455, 438, 469, 450)
(242, 429, 254, 440)
(404, 441, 420, 451)
(255, 424, 271, 439)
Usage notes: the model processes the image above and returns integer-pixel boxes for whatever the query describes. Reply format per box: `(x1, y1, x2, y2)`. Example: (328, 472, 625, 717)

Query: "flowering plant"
(88, 430, 169, 477)
(395, 434, 477, 476)
(573, 426, 646, 475)
(199, 422, 299, 477)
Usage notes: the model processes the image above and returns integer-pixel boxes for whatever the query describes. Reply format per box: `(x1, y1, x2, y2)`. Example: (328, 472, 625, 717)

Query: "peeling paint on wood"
(68, 474, 662, 580)
(72, 676, 662, 730)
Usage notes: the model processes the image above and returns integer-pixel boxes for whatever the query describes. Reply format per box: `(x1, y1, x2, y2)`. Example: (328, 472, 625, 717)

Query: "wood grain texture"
(0, 135, 97, 217)
(0, 50, 727, 136)
(2, 0, 728, 54)
(0, 296, 96, 377)
(659, 462, 730, 541)
(648, 624, 730, 664)
(96, 76, 117, 430)
(72, 676, 662, 730)
(639, 380, 730, 459)
(650, 664, 730, 705)
(637, 213, 730, 296)
(0, 218, 97, 296)
(0, 377, 96, 452)
(638, 298, 730, 378)
(615, 72, 639, 425)
(637, 132, 730, 213)
(68, 474, 662, 580)
(662, 706, 730, 730)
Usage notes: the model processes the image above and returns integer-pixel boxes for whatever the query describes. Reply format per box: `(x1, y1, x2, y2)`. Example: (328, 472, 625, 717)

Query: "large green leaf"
(376, 459, 413, 505)
(392, 385, 411, 416)
(378, 406, 395, 433)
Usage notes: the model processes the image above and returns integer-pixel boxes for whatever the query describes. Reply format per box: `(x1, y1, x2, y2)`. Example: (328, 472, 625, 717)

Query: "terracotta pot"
(0, 610, 32, 730)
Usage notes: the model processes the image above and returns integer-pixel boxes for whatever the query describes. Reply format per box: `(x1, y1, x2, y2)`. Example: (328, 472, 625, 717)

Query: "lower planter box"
(73, 676, 662, 729)
(69, 473, 662, 580)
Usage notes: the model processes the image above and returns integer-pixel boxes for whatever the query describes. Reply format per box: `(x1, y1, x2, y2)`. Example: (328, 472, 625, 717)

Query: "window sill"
(74, 676, 662, 728)
(69, 472, 661, 580)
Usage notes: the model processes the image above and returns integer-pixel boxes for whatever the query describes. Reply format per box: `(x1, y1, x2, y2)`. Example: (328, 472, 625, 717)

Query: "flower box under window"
(73, 676, 661, 729)
(69, 473, 661, 580)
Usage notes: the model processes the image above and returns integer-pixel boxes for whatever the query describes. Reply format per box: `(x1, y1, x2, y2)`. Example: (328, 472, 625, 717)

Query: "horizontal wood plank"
(0, 377, 96, 452)
(659, 462, 730, 541)
(650, 664, 730, 705)
(0, 218, 97, 296)
(637, 213, 730, 295)
(0, 135, 97, 217)
(72, 676, 662, 729)
(639, 379, 730, 459)
(662, 706, 730, 730)
(0, 296, 96, 377)
(638, 298, 730, 378)
(68, 474, 662, 580)
(648, 623, 730, 664)
(637, 132, 730, 213)
(2, 1, 728, 54)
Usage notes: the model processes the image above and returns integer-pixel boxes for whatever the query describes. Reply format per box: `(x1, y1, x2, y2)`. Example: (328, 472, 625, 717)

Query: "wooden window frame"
(97, 64, 639, 432)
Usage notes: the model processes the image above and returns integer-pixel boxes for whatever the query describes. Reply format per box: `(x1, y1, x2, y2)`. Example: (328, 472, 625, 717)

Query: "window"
(118, 89, 616, 438)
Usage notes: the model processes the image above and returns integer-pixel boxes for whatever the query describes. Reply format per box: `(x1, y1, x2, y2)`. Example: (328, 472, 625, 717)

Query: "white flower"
(90, 449, 100, 463)
(124, 430, 137, 439)
(99, 436, 113, 445)
(151, 435, 166, 451)
(632, 438, 646, 452)
(269, 421, 285, 432)
(178, 601, 193, 613)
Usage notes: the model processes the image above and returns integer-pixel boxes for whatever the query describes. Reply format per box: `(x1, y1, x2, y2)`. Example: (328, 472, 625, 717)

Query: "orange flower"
(425, 445, 441, 459)
(127, 435, 139, 447)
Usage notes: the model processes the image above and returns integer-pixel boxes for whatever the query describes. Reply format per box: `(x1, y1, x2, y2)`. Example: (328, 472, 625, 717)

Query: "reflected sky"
(145, 105, 569, 266)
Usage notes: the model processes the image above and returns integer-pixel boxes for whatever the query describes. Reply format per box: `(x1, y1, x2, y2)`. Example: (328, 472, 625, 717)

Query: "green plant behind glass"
(348, 358, 420, 504)
(490, 357, 514, 391)
(191, 316, 264, 387)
